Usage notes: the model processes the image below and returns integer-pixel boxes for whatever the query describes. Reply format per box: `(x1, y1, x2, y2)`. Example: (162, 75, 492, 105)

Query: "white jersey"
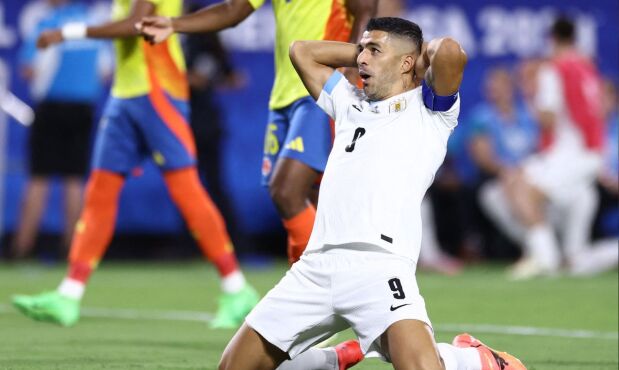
(523, 64, 602, 204)
(306, 71, 459, 262)
(536, 65, 588, 153)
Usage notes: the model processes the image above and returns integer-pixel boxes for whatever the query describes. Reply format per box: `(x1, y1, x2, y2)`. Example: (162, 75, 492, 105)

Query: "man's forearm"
(86, 20, 142, 39)
(172, 1, 253, 33)
(293, 41, 358, 69)
(290, 41, 358, 99)
(418, 37, 467, 95)
(82, 0, 154, 39)
(347, 0, 377, 43)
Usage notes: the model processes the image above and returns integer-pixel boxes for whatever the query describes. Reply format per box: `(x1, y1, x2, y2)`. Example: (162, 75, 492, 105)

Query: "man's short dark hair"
(366, 17, 423, 54)
(551, 15, 575, 44)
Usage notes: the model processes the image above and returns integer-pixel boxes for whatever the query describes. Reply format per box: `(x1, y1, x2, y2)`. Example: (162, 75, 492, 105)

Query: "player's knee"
(163, 168, 201, 202)
(217, 358, 228, 370)
(217, 350, 233, 370)
(84, 171, 123, 206)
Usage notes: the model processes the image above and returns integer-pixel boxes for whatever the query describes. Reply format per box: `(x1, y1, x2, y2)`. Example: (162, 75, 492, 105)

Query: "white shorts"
(245, 246, 431, 360)
(523, 147, 601, 205)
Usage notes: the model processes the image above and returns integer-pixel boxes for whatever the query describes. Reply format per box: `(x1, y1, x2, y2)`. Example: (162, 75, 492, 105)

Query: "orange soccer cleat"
(452, 333, 527, 370)
(334, 340, 364, 370)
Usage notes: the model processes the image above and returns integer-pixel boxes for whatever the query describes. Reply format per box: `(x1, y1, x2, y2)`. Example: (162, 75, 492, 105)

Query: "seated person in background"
(482, 17, 617, 278)
(468, 66, 538, 245)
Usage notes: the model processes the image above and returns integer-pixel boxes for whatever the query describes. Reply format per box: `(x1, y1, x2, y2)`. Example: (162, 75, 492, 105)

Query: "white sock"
(221, 270, 246, 294)
(57, 277, 85, 300)
(570, 238, 619, 276)
(276, 347, 337, 370)
(437, 343, 482, 370)
(525, 224, 560, 270)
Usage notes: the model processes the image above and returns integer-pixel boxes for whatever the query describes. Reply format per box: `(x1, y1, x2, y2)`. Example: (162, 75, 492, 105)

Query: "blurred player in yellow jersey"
(139, 0, 377, 265)
(12, 0, 258, 329)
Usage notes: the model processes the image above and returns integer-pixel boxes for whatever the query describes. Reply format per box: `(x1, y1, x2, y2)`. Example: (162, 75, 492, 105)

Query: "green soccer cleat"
(12, 291, 80, 327)
(209, 284, 259, 329)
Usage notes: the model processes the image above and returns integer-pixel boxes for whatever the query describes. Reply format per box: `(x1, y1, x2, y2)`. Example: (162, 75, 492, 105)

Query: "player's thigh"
(382, 319, 443, 370)
(138, 95, 196, 170)
(91, 98, 144, 175)
(220, 323, 287, 370)
(59, 103, 94, 176)
(333, 251, 431, 358)
(246, 254, 347, 358)
(261, 109, 290, 186)
(29, 102, 60, 176)
(523, 149, 601, 205)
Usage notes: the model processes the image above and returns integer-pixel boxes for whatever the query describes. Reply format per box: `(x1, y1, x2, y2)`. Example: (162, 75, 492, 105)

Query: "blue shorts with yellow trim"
(261, 96, 332, 186)
(91, 95, 195, 175)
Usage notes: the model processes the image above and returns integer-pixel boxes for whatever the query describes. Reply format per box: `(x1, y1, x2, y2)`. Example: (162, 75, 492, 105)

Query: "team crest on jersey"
(262, 157, 272, 176)
(389, 98, 407, 113)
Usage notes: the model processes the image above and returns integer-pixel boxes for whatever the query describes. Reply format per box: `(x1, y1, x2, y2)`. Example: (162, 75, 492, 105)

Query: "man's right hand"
(135, 16, 173, 44)
(37, 30, 63, 49)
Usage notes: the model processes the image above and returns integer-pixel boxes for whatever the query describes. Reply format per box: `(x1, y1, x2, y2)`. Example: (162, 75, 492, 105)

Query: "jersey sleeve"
(247, 0, 265, 10)
(421, 80, 460, 129)
(316, 70, 354, 120)
(535, 65, 563, 114)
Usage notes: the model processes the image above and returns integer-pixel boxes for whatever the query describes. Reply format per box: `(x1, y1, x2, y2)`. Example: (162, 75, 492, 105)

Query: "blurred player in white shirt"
(491, 16, 616, 279)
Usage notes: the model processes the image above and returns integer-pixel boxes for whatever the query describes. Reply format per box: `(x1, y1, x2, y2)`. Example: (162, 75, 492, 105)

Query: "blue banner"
(0, 0, 617, 238)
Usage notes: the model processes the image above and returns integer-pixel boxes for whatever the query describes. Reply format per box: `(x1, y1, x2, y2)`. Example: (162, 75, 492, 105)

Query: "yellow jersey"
(111, 0, 188, 100)
(248, 0, 353, 110)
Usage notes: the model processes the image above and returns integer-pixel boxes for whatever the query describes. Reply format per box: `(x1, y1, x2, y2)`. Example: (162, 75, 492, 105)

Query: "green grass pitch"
(1, 261, 616, 369)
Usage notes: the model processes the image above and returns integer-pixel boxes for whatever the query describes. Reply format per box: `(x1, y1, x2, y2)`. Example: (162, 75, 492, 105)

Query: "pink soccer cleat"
(452, 333, 527, 370)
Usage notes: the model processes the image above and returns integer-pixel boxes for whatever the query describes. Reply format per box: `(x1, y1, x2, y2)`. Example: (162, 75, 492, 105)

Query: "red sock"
(164, 167, 239, 277)
(282, 205, 316, 264)
(68, 170, 124, 283)
(67, 261, 93, 284)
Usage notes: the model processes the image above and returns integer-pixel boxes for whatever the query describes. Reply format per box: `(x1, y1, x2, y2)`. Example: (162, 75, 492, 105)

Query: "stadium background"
(0, 0, 617, 257)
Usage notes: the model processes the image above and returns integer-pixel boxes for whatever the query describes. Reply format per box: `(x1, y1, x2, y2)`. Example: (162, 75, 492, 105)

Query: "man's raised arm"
(137, 0, 254, 44)
(37, 0, 156, 49)
(415, 38, 467, 96)
(289, 41, 358, 100)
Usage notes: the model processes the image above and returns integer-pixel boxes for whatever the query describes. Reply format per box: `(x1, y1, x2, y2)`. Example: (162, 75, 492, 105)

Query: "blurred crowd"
(420, 58, 618, 276)
(1, 0, 617, 278)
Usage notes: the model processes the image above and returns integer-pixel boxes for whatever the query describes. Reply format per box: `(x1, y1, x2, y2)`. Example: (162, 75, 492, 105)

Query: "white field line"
(1, 303, 616, 340)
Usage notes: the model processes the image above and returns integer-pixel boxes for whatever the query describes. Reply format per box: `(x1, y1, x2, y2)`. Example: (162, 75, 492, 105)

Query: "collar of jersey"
(363, 86, 419, 114)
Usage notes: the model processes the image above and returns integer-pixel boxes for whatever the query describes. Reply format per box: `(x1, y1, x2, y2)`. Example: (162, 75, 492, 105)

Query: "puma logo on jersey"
(285, 137, 305, 152)
(352, 104, 363, 112)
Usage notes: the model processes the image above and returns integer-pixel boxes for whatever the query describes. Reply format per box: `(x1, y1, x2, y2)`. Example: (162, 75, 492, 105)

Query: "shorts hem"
(244, 318, 291, 358)
(279, 151, 326, 174)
